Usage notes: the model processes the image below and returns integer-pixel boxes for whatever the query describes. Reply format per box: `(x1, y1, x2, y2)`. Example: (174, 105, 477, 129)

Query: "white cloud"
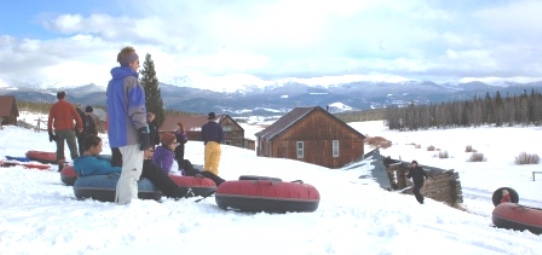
(1, 0, 542, 89)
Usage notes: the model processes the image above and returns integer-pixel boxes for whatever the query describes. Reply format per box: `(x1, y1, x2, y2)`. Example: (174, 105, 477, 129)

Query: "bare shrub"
(365, 136, 392, 149)
(468, 152, 486, 162)
(438, 150, 449, 159)
(436, 148, 441, 151)
(465, 145, 473, 153)
(415, 144, 421, 149)
(515, 152, 540, 165)
(427, 145, 435, 151)
(380, 140, 392, 149)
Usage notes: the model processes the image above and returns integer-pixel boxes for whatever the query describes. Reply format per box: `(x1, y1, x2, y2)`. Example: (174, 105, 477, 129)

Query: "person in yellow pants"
(201, 112, 224, 175)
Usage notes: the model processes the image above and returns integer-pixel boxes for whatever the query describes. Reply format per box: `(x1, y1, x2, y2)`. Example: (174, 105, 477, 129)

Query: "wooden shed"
(160, 114, 248, 149)
(255, 106, 366, 169)
(0, 95, 19, 125)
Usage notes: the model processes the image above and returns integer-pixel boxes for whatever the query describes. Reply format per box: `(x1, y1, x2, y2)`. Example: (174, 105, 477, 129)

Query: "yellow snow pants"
(204, 141, 221, 175)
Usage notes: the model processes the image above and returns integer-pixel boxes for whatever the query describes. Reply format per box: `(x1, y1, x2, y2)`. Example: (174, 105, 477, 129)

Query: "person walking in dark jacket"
(147, 112, 160, 148)
(406, 160, 429, 204)
(76, 106, 98, 156)
(201, 112, 224, 175)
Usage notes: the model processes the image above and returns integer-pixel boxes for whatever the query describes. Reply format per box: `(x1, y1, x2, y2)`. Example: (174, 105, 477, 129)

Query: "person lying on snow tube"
(74, 135, 193, 199)
(152, 133, 225, 186)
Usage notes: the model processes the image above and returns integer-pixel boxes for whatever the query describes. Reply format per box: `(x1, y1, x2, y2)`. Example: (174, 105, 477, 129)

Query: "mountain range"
(3, 80, 542, 116)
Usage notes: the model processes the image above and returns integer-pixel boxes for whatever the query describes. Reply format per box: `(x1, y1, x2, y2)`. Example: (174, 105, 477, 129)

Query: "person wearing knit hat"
(201, 112, 224, 175)
(106, 45, 150, 205)
(151, 133, 178, 175)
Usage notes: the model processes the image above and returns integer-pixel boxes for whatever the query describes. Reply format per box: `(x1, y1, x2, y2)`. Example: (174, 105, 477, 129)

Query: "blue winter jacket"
(73, 155, 122, 177)
(201, 121, 224, 145)
(106, 66, 148, 147)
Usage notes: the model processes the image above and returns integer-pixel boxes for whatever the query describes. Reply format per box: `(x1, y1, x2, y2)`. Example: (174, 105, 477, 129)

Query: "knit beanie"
(161, 133, 176, 146)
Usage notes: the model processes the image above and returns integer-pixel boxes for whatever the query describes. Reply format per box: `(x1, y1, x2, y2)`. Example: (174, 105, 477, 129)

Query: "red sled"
(492, 202, 542, 234)
(215, 179, 320, 213)
(26, 150, 57, 164)
(0, 160, 50, 170)
(61, 165, 78, 186)
(169, 174, 217, 197)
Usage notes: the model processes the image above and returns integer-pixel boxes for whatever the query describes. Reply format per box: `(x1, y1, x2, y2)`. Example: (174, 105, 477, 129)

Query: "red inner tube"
(217, 180, 320, 201)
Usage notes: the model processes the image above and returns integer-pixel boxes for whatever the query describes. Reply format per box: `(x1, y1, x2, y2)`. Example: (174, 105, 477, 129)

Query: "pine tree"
(140, 53, 165, 126)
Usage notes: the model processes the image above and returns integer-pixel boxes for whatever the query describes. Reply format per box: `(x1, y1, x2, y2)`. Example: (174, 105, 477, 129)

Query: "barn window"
(223, 125, 232, 132)
(225, 140, 231, 145)
(296, 141, 304, 158)
(332, 140, 339, 157)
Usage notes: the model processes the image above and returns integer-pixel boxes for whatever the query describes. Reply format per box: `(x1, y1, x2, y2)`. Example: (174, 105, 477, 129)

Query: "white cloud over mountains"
(2, 0, 542, 91)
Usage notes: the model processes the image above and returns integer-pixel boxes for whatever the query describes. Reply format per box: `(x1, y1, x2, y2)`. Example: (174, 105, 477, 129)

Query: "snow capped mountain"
(3, 78, 542, 116)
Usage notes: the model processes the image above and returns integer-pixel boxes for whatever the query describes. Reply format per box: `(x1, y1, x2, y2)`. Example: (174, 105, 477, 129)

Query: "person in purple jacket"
(152, 133, 177, 174)
(201, 112, 224, 175)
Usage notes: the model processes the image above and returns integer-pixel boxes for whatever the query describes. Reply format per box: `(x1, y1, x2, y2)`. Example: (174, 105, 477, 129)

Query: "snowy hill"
(0, 114, 541, 254)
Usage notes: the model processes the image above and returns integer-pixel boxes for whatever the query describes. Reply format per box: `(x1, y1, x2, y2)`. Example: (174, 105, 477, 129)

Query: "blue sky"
(1, 0, 542, 91)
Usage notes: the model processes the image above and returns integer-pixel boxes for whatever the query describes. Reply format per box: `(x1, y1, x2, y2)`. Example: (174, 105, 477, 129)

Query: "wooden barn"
(0, 95, 19, 125)
(160, 114, 250, 149)
(255, 106, 366, 169)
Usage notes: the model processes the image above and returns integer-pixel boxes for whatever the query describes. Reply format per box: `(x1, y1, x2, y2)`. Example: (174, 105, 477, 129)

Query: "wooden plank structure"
(383, 156, 463, 208)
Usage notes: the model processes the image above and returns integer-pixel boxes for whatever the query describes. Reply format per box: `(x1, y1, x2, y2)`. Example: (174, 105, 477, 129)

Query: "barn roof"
(255, 106, 366, 140)
(160, 114, 225, 133)
(0, 95, 18, 117)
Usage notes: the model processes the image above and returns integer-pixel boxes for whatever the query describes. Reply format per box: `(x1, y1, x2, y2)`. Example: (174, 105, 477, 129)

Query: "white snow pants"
(115, 144, 144, 205)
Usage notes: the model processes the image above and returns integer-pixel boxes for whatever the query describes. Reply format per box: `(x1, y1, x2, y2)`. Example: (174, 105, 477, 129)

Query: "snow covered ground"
(0, 115, 541, 255)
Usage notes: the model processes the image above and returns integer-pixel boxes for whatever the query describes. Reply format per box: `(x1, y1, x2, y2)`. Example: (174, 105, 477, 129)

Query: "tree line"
(385, 90, 542, 130)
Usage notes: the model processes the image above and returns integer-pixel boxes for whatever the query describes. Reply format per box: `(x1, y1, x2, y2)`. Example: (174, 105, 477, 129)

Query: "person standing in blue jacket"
(106, 46, 150, 205)
(201, 112, 224, 175)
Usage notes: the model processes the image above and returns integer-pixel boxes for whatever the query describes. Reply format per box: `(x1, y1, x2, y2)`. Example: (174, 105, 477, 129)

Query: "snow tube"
(61, 165, 78, 186)
(169, 175, 217, 197)
(239, 175, 282, 182)
(5, 156, 30, 162)
(26, 150, 57, 164)
(215, 180, 320, 213)
(492, 202, 542, 234)
(492, 187, 519, 206)
(74, 174, 162, 202)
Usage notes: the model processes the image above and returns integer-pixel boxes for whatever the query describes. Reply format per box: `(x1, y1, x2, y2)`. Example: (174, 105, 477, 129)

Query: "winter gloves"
(48, 132, 57, 142)
(138, 127, 151, 151)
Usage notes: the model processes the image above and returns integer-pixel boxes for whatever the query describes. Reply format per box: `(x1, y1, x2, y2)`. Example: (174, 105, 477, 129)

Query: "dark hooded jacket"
(406, 166, 428, 186)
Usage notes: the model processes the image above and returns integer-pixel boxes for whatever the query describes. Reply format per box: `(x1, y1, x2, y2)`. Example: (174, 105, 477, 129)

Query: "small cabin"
(255, 106, 366, 168)
(160, 114, 249, 149)
(0, 95, 19, 125)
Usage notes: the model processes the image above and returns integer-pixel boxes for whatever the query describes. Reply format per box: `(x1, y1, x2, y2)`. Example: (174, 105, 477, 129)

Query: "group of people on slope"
(48, 46, 226, 205)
